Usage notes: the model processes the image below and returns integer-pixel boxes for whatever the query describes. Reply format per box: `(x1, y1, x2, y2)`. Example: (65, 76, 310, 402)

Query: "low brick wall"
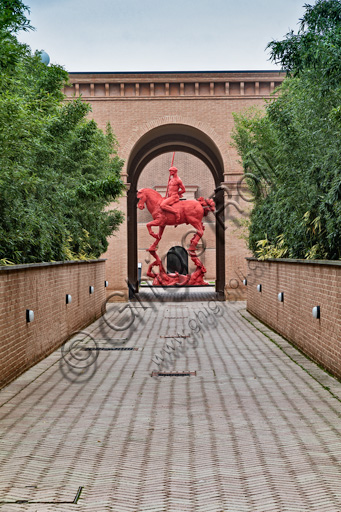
(246, 258, 341, 379)
(0, 260, 106, 388)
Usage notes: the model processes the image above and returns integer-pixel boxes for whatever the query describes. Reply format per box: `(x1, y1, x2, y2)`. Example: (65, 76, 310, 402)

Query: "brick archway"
(121, 115, 232, 171)
(127, 124, 225, 298)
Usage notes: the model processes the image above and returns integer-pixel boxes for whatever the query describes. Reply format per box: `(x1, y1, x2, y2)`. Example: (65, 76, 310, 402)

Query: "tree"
(0, 0, 33, 71)
(267, 0, 341, 87)
(232, 0, 341, 260)
(0, 2, 124, 264)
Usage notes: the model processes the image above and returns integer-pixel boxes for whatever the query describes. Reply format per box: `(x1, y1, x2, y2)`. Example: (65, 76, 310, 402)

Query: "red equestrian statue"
(137, 157, 215, 286)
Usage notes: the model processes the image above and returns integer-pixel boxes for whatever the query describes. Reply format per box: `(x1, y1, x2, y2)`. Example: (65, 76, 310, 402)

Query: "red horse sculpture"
(137, 188, 214, 251)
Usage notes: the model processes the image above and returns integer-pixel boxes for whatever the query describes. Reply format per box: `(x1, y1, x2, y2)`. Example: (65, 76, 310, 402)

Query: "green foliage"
(0, 3, 124, 264)
(267, 0, 341, 88)
(255, 235, 289, 260)
(0, 0, 32, 71)
(232, 0, 341, 260)
(0, 0, 33, 33)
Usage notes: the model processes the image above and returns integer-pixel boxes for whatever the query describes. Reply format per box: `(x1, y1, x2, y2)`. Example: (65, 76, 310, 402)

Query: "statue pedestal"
(147, 248, 209, 286)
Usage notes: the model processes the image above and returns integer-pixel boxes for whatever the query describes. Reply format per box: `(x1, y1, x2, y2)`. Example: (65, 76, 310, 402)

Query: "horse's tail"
(198, 197, 215, 217)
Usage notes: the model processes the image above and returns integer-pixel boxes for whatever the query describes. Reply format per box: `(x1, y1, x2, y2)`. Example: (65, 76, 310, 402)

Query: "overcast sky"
(18, 0, 307, 72)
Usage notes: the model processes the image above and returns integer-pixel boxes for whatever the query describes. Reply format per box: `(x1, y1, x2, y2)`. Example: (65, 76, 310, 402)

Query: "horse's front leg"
(147, 221, 161, 251)
(158, 225, 165, 240)
(147, 224, 165, 252)
(146, 220, 160, 240)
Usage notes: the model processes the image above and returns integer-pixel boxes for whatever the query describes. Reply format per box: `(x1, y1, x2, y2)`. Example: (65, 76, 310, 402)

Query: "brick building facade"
(65, 71, 285, 299)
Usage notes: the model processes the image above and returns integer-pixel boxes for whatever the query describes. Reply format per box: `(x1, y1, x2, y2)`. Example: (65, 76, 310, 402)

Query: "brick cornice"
(65, 71, 285, 100)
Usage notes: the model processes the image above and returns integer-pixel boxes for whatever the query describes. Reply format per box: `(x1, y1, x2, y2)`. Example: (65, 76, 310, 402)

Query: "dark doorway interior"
(167, 246, 188, 275)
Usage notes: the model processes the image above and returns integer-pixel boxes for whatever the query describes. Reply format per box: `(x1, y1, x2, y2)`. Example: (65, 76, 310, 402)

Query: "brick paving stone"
(0, 291, 341, 511)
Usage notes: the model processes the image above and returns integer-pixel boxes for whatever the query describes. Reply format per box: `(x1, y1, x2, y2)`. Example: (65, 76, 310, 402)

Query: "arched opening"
(167, 246, 188, 275)
(127, 123, 225, 299)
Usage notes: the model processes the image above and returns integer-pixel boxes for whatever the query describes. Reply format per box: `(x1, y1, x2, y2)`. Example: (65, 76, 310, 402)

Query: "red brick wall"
(0, 260, 106, 388)
(66, 71, 283, 297)
(65, 73, 284, 182)
(246, 258, 341, 379)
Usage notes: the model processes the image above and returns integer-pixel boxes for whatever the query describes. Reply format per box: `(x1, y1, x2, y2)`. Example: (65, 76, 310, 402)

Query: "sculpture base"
(147, 249, 209, 286)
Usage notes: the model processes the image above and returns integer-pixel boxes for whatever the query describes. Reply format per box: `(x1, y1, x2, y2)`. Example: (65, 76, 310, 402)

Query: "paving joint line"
(0, 486, 83, 506)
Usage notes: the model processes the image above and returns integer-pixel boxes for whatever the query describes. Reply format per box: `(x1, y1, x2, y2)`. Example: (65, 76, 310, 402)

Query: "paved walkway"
(1, 291, 341, 511)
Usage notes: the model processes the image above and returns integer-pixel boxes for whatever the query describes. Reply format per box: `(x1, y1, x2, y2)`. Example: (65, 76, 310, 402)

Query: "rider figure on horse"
(160, 166, 186, 224)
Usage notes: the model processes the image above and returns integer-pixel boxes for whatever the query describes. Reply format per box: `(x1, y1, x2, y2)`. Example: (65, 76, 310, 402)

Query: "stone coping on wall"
(246, 257, 341, 267)
(0, 259, 107, 273)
